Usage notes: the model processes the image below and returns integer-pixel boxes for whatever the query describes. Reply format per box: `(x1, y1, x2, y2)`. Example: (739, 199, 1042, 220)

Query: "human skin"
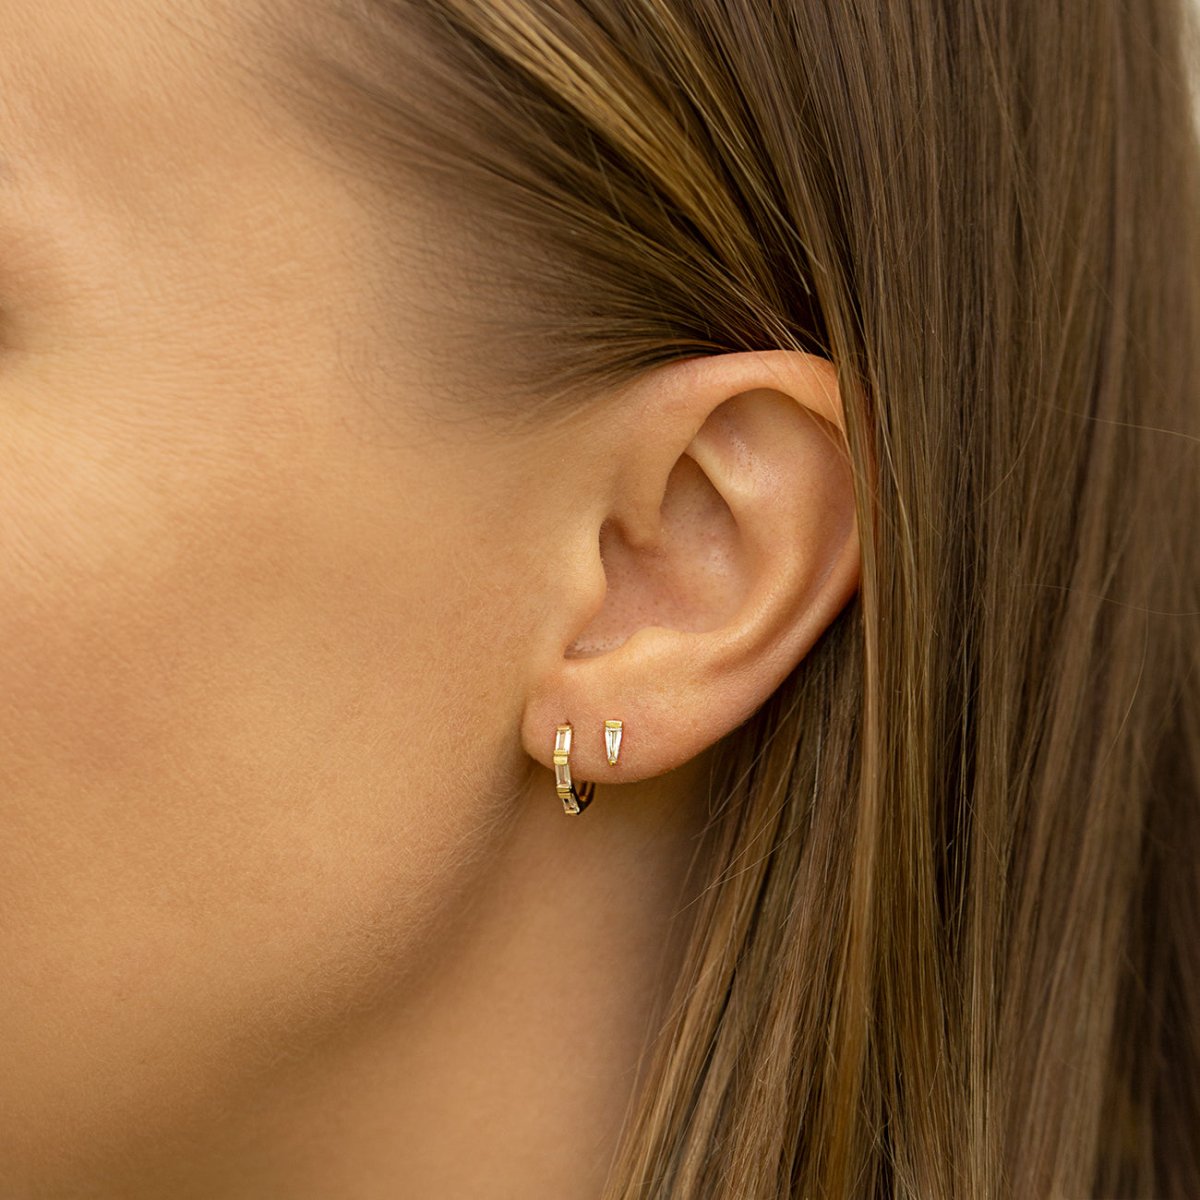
(0, 1, 860, 1196)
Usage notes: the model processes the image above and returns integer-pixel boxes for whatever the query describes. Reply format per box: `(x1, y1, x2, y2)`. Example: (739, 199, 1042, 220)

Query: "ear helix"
(552, 718, 623, 815)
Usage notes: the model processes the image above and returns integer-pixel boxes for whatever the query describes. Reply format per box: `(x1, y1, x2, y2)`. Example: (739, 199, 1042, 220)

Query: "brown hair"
(246, 1, 1200, 1194)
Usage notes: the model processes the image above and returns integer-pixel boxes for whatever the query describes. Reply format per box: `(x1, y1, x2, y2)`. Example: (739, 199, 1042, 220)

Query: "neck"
(139, 760, 714, 1198)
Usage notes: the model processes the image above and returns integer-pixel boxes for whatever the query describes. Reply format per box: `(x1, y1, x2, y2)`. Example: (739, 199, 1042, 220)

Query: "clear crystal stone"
(604, 721, 623, 764)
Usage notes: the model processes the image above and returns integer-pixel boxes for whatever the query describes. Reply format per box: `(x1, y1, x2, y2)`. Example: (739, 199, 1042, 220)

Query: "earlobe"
(521, 350, 860, 795)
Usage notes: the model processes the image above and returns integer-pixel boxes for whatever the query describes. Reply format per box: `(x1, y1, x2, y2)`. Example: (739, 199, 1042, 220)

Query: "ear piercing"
(604, 719, 623, 765)
(553, 724, 593, 815)
(553, 718, 624, 815)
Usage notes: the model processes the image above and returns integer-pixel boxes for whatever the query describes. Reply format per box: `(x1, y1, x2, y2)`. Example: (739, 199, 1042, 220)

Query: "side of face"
(0, 0, 862, 1188)
(0, 0, 560, 1174)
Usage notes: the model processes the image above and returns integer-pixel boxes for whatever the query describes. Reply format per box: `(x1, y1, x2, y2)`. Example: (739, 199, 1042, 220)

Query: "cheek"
(0, 366, 529, 1174)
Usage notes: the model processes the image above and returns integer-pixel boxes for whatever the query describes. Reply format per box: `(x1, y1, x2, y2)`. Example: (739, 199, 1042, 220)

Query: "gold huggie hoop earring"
(604, 719, 623, 765)
(554, 723, 595, 815)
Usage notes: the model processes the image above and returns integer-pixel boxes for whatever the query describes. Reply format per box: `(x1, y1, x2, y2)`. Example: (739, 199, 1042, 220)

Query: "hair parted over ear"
(520, 349, 860, 783)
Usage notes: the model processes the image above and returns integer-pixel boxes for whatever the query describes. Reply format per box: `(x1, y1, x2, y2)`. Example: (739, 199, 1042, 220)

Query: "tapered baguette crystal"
(553, 722, 593, 814)
(604, 719, 623, 765)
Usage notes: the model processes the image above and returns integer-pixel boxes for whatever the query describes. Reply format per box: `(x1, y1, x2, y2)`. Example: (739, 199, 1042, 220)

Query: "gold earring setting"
(554, 723, 594, 815)
(553, 718, 624, 815)
(604, 719, 623, 765)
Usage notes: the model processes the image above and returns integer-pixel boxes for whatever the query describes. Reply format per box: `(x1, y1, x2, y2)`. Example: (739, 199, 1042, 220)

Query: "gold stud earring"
(604, 719, 623, 765)
(553, 723, 595, 815)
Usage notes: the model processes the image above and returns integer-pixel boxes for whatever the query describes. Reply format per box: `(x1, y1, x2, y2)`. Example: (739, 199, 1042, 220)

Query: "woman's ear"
(520, 349, 859, 784)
